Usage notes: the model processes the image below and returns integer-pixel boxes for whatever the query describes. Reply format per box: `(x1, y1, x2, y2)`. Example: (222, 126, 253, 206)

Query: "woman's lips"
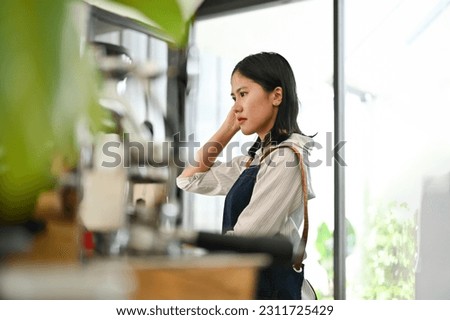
(237, 117, 247, 124)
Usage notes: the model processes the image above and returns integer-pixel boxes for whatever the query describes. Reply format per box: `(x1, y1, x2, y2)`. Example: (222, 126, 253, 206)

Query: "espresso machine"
(75, 40, 182, 260)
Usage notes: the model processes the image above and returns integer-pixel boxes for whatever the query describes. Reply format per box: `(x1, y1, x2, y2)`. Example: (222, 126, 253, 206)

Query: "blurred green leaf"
(0, 0, 102, 223)
(315, 222, 332, 258)
(315, 219, 356, 299)
(361, 201, 416, 299)
(113, 0, 200, 46)
(0, 1, 67, 223)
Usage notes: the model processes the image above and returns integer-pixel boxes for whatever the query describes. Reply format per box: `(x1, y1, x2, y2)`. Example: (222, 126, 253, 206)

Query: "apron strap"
(245, 157, 253, 168)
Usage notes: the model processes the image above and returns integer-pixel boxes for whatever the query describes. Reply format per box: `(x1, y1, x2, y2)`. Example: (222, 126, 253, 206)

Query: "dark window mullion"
(333, 0, 346, 300)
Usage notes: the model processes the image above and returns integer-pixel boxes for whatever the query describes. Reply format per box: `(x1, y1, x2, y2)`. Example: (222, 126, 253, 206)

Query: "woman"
(177, 52, 315, 299)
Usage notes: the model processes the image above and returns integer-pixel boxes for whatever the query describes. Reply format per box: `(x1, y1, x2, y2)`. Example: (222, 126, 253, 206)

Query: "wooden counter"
(130, 254, 269, 299)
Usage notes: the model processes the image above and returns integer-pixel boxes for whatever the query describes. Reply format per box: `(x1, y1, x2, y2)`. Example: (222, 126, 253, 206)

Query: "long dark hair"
(232, 52, 311, 158)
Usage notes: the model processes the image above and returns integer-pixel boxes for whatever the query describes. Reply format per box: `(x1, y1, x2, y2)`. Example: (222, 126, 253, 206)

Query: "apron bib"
(222, 162, 304, 299)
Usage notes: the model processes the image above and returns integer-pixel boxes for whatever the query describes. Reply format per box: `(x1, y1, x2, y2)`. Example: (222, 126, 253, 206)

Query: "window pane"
(345, 0, 450, 299)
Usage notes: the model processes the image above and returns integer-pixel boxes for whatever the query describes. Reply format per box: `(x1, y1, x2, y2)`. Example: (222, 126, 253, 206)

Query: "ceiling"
(197, 0, 304, 19)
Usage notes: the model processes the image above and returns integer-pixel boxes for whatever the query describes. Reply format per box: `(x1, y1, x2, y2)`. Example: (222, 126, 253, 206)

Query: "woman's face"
(231, 71, 281, 139)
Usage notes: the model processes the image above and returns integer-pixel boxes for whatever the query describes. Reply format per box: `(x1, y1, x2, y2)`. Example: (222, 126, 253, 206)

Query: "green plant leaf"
(0, 1, 102, 224)
(0, 1, 67, 223)
(113, 0, 202, 47)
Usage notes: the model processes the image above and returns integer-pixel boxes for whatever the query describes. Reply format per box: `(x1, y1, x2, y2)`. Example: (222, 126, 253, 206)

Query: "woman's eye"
(240, 92, 247, 97)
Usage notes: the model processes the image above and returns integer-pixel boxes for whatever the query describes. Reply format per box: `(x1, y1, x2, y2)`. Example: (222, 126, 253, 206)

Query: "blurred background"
(1, 0, 449, 300)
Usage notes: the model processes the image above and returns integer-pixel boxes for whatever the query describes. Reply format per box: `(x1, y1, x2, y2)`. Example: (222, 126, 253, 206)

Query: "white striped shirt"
(176, 133, 315, 255)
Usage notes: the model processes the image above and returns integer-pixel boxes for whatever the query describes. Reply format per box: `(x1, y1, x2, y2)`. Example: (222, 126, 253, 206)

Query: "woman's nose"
(233, 101, 243, 113)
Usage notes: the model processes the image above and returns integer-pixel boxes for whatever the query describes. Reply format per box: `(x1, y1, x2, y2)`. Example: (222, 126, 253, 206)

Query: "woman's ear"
(273, 86, 283, 106)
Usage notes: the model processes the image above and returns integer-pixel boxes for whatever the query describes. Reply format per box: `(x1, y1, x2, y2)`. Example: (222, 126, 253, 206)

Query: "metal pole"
(333, 0, 346, 300)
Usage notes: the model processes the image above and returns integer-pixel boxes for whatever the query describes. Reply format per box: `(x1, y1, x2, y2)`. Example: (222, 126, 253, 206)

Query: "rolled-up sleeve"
(176, 155, 248, 196)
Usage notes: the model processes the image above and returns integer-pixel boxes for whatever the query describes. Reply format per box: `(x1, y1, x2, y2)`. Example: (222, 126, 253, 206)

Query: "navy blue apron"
(222, 162, 304, 300)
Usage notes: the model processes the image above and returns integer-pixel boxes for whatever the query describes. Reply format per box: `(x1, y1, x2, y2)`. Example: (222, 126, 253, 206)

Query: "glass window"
(345, 0, 450, 299)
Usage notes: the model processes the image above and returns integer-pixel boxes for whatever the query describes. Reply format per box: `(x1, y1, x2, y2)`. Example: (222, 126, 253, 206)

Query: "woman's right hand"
(178, 106, 240, 178)
(222, 106, 240, 135)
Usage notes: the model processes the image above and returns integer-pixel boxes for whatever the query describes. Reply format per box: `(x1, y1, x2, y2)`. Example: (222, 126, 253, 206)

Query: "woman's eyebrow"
(231, 86, 248, 96)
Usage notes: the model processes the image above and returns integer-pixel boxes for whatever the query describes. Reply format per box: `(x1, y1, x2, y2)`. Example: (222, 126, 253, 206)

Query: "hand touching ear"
(178, 105, 240, 178)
